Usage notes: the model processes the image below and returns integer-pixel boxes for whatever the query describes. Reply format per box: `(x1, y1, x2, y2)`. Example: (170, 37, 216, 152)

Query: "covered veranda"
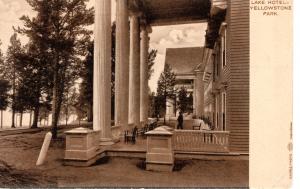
(63, 0, 235, 167)
(93, 0, 227, 146)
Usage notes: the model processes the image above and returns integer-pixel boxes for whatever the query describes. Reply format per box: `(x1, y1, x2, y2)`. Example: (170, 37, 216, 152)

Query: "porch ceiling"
(129, 0, 211, 26)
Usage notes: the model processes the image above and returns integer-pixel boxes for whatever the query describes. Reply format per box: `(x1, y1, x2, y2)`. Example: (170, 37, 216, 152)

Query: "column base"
(146, 162, 174, 172)
(99, 138, 114, 146)
(118, 131, 124, 139)
(127, 123, 135, 130)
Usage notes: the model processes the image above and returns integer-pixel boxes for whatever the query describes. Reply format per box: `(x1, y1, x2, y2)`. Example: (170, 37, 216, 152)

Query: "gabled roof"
(165, 47, 204, 75)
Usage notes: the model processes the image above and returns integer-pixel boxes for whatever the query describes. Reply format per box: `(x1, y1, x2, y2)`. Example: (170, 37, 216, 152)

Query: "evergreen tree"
(39, 102, 51, 127)
(177, 87, 188, 113)
(0, 41, 11, 128)
(16, 0, 56, 128)
(61, 86, 78, 125)
(11, 40, 53, 128)
(148, 49, 157, 80)
(14, 83, 28, 127)
(148, 92, 155, 118)
(0, 80, 10, 128)
(1, 33, 23, 128)
(79, 22, 116, 122)
(18, 0, 94, 138)
(156, 64, 176, 124)
(78, 42, 93, 122)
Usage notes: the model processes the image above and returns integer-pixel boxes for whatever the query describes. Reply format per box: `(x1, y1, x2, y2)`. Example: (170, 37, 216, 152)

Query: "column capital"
(140, 26, 152, 35)
(210, 0, 227, 16)
(140, 17, 152, 34)
(140, 18, 147, 29)
(129, 10, 143, 18)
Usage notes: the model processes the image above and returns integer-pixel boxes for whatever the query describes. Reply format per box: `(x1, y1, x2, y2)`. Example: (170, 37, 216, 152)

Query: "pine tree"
(156, 64, 176, 124)
(15, 0, 55, 128)
(148, 49, 158, 80)
(11, 40, 53, 128)
(18, 0, 94, 138)
(78, 41, 93, 122)
(0, 80, 10, 128)
(177, 87, 188, 113)
(0, 42, 11, 128)
(1, 33, 23, 128)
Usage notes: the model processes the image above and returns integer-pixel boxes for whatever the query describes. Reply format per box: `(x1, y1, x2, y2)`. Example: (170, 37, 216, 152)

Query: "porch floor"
(106, 136, 248, 161)
(110, 137, 147, 152)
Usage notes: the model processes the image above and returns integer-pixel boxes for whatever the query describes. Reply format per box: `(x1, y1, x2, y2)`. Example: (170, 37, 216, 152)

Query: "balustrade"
(172, 130, 229, 153)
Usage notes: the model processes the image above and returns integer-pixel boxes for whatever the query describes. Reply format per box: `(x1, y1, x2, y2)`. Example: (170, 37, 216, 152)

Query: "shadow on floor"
(136, 159, 190, 172)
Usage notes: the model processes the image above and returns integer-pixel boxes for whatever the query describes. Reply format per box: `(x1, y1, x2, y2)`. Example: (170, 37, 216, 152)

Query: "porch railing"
(111, 125, 121, 140)
(172, 130, 230, 153)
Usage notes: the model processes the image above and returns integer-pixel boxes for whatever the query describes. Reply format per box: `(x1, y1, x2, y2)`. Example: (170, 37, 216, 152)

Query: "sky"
(0, 0, 207, 92)
(0, 0, 206, 127)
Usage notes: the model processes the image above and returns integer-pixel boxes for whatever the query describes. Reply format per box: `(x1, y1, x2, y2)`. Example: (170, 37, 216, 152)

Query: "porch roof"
(129, 0, 211, 26)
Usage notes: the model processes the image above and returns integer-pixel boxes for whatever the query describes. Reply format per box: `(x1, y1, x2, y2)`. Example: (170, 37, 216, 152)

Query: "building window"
(216, 43, 220, 77)
(221, 92, 226, 131)
(213, 54, 216, 82)
(215, 96, 219, 129)
(221, 27, 227, 68)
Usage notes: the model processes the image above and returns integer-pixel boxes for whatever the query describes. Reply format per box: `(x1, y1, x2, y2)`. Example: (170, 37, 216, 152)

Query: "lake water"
(0, 110, 77, 130)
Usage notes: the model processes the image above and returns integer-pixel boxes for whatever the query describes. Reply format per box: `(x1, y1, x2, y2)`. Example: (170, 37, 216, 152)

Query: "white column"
(195, 70, 204, 117)
(193, 79, 196, 116)
(128, 12, 141, 128)
(94, 0, 113, 145)
(166, 97, 175, 118)
(140, 22, 150, 126)
(115, 0, 129, 131)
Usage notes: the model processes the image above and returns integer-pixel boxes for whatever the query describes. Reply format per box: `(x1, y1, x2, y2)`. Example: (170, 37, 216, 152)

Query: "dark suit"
(177, 114, 183, 129)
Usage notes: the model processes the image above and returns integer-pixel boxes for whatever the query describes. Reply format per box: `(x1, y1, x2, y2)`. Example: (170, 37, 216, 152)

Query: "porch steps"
(105, 148, 248, 161)
(175, 151, 249, 161)
(64, 148, 248, 167)
(106, 149, 146, 159)
(64, 148, 107, 167)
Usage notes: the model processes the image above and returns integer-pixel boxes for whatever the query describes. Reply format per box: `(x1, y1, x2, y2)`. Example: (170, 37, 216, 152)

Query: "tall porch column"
(195, 70, 204, 117)
(166, 97, 175, 118)
(115, 0, 129, 131)
(94, 0, 113, 145)
(193, 79, 196, 115)
(140, 22, 150, 125)
(128, 12, 141, 127)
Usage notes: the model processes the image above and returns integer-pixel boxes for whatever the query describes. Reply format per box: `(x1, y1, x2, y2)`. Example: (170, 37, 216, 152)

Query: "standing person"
(177, 111, 183, 130)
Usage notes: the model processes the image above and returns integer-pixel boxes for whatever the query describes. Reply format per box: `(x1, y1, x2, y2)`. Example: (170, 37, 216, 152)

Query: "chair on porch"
(124, 126, 138, 144)
(149, 122, 156, 131)
(152, 121, 158, 129)
(192, 119, 202, 130)
(138, 124, 148, 138)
